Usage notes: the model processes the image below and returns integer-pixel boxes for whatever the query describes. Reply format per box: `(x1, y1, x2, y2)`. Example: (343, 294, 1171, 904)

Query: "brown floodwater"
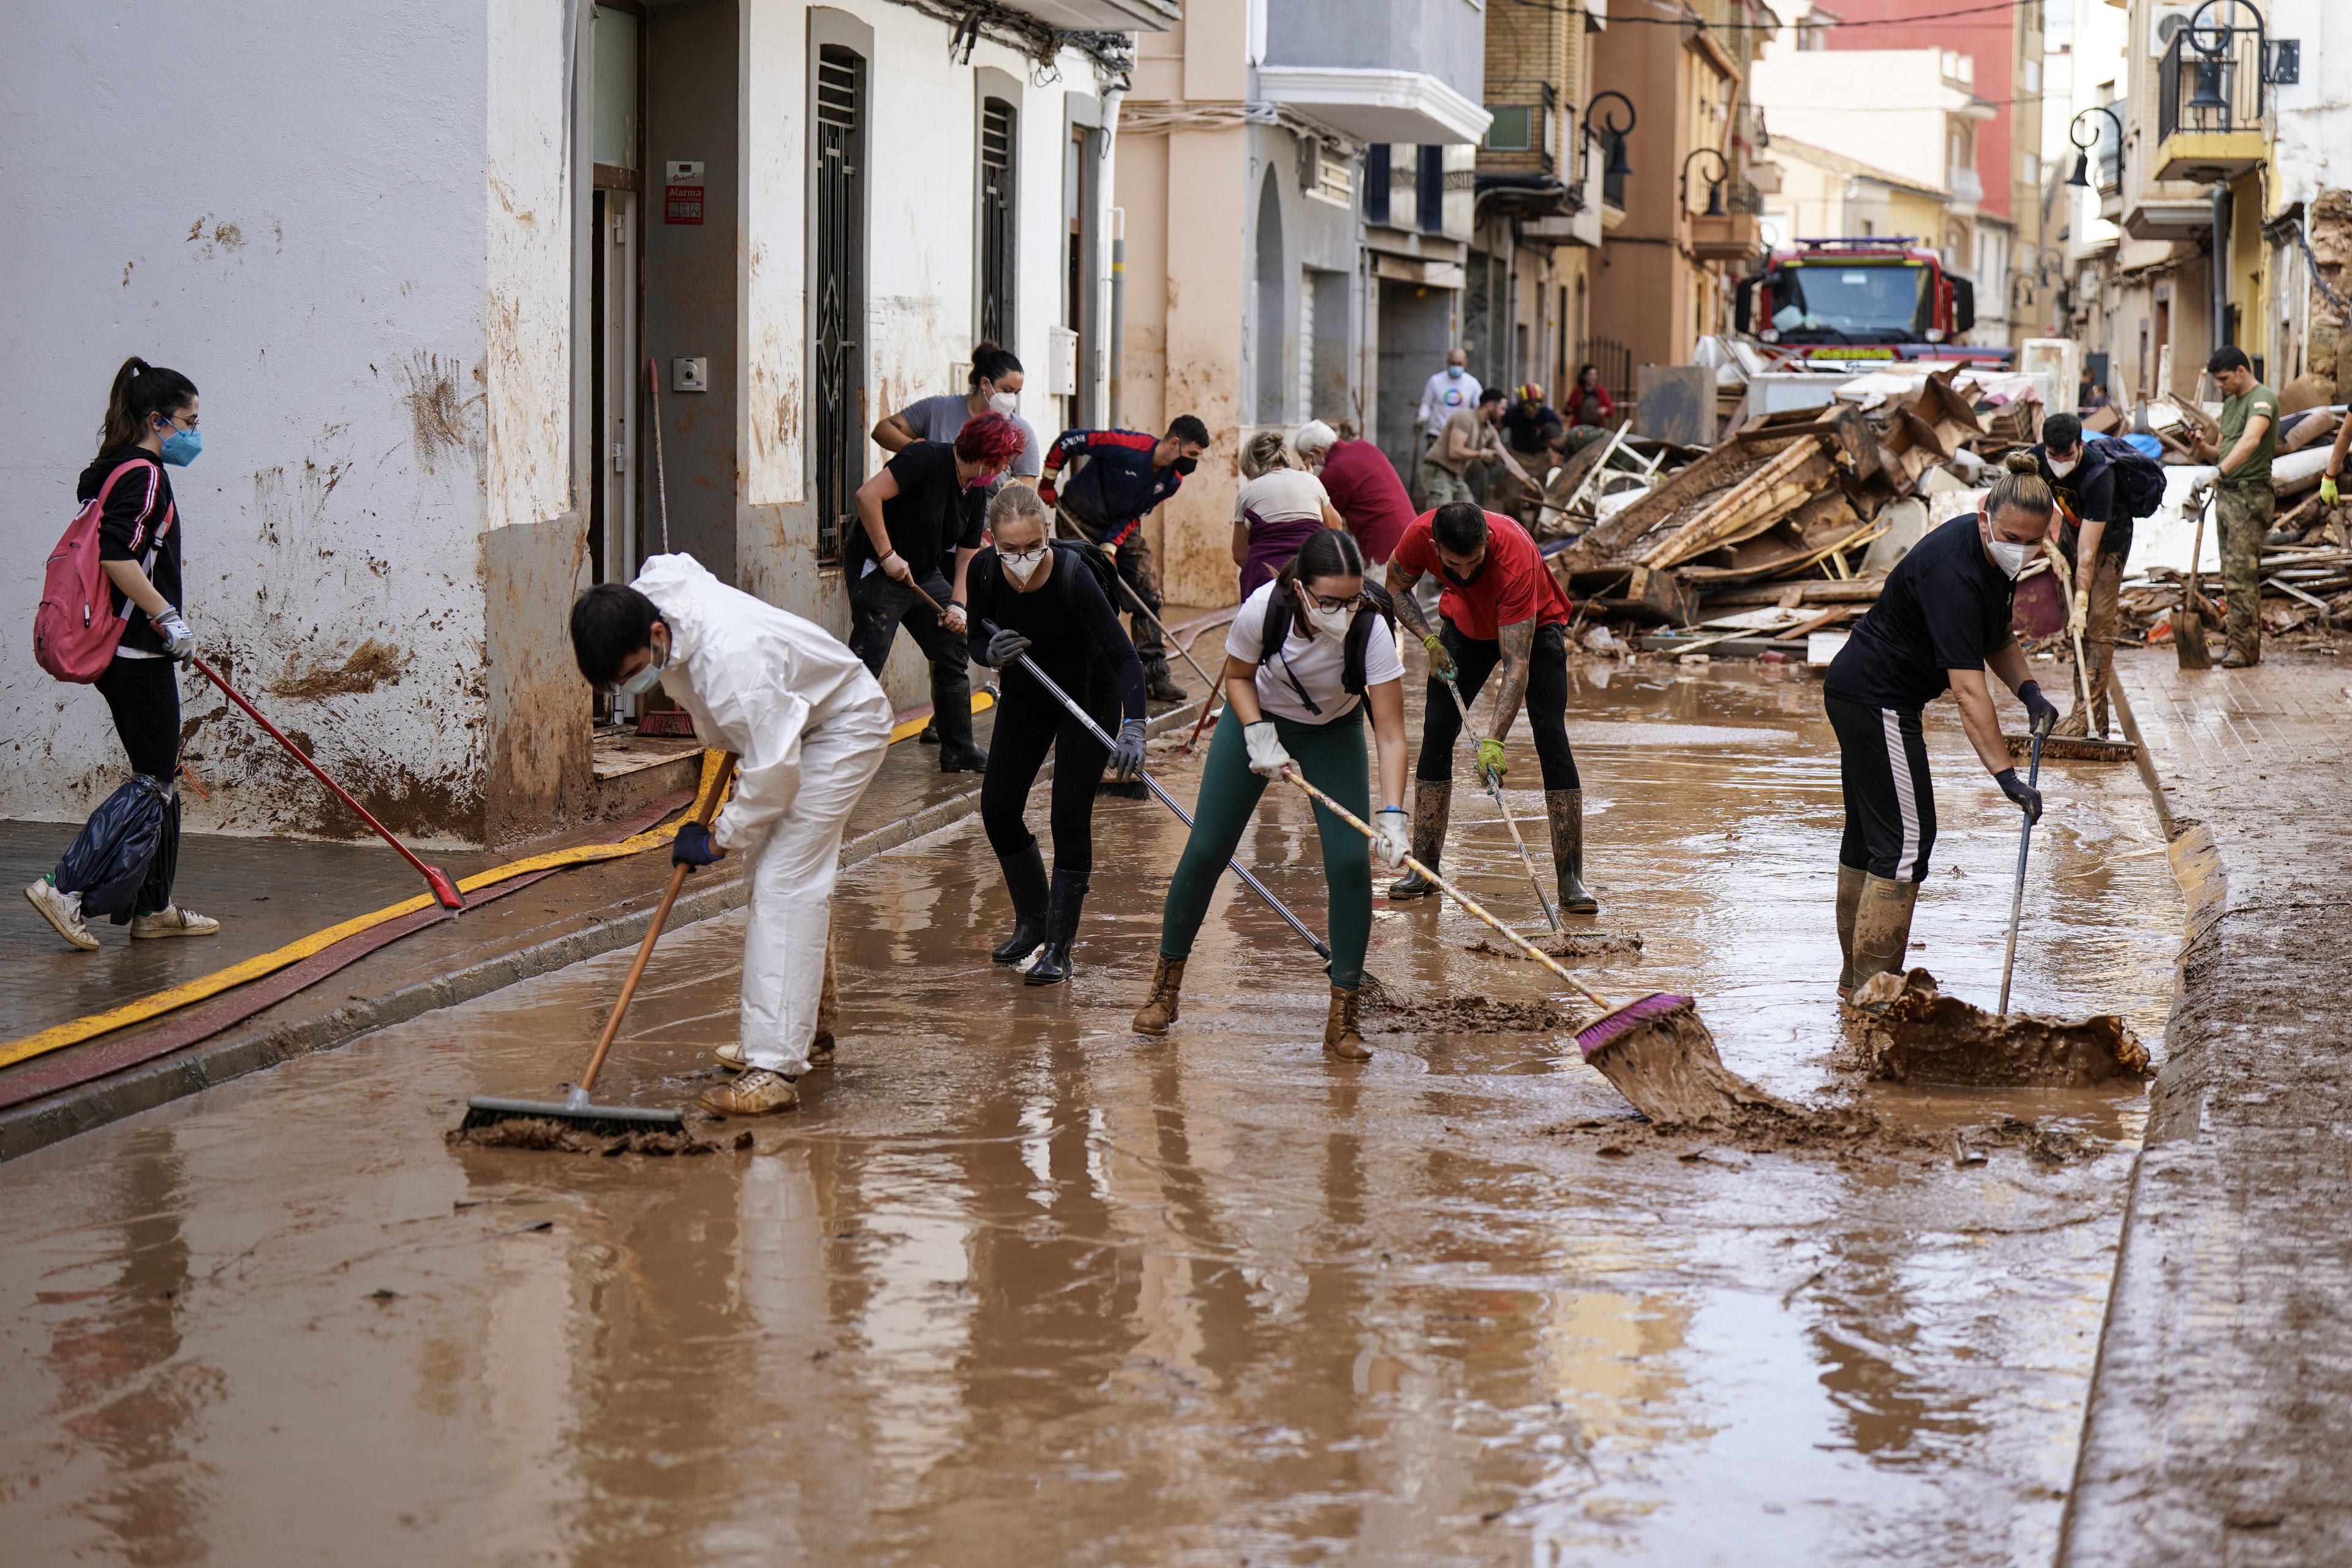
(0, 664, 2181, 1566)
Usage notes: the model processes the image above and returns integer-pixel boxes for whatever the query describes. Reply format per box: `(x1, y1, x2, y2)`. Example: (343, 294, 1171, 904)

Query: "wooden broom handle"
(577, 753, 737, 1094)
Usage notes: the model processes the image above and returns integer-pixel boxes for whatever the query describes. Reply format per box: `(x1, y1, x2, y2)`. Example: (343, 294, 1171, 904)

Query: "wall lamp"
(2066, 105, 2124, 188)
(1680, 147, 1729, 217)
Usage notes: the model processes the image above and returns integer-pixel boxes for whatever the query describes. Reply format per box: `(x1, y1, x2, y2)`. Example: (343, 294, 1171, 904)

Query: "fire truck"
(1732, 237, 2014, 372)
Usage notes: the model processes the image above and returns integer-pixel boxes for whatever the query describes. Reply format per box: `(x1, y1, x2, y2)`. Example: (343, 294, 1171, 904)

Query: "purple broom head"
(1574, 991, 1692, 1060)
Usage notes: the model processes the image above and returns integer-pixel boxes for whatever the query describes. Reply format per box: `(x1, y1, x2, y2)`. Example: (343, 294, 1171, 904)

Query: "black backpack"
(1254, 578, 1398, 698)
(2085, 434, 2166, 520)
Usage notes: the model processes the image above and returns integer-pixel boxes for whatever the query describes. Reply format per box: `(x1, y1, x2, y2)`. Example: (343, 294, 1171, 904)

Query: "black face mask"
(1170, 456, 1198, 475)
(1439, 557, 1487, 588)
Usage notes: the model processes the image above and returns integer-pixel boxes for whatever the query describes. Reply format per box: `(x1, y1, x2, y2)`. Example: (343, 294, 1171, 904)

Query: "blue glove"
(2018, 679, 2060, 737)
(672, 821, 726, 869)
(1995, 768, 2043, 824)
(1110, 718, 1147, 781)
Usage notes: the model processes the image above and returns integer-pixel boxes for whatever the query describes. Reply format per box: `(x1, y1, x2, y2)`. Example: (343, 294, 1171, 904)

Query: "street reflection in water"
(0, 666, 2177, 1565)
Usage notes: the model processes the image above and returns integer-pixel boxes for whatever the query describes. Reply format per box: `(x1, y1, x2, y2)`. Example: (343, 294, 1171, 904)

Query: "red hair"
(954, 412, 1027, 471)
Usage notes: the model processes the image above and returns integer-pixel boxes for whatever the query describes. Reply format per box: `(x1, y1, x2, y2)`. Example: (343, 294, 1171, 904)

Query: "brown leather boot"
(1835, 863, 1866, 997)
(1323, 986, 1372, 1061)
(1387, 780, 1451, 898)
(1132, 956, 1186, 1035)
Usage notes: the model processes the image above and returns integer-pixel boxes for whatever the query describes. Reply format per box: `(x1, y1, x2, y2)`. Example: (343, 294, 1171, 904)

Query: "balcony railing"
(2158, 18, 2264, 140)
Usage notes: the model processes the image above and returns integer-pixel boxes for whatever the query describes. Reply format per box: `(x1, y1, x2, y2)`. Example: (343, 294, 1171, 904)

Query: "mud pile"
(1849, 968, 2152, 1088)
(1580, 995, 1801, 1131)
(446, 1117, 721, 1156)
(1466, 931, 1645, 960)
(1360, 987, 1575, 1034)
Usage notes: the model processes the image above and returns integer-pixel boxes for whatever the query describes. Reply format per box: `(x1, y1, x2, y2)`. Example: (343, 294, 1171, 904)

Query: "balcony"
(2154, 20, 2266, 181)
(1014, 0, 1178, 29)
(1689, 213, 1762, 263)
(1254, 67, 1490, 145)
(1260, 0, 1486, 146)
(1947, 161, 1984, 214)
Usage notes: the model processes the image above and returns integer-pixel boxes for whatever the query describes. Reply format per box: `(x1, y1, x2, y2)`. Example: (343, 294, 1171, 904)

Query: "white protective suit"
(633, 554, 892, 1075)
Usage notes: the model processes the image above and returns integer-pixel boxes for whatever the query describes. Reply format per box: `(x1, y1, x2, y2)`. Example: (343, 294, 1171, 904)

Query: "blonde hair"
(987, 483, 1051, 536)
(1985, 450, 2056, 521)
(1241, 430, 1292, 479)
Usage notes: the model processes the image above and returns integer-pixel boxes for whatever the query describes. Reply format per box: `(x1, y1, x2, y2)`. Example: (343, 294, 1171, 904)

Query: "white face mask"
(998, 546, 1047, 587)
(2048, 453, 2079, 478)
(1981, 519, 2032, 579)
(1304, 603, 1352, 640)
(987, 390, 1019, 417)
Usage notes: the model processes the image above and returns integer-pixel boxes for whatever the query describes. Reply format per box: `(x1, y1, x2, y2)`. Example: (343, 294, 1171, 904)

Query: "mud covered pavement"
(0, 666, 2184, 1564)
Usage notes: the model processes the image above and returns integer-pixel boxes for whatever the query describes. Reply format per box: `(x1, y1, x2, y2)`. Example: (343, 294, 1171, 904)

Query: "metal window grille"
(1364, 145, 1391, 225)
(2158, 21, 2264, 141)
(978, 98, 1016, 347)
(813, 46, 865, 567)
(1416, 145, 1444, 234)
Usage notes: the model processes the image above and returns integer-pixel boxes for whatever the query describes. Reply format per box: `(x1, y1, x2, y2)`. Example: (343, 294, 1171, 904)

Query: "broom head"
(424, 865, 466, 911)
(1572, 992, 1786, 1129)
(461, 1093, 685, 1141)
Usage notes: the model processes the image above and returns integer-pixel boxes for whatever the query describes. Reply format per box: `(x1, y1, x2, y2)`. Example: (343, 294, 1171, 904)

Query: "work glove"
(1110, 718, 1147, 782)
(672, 821, 726, 870)
(1422, 633, 1456, 682)
(943, 601, 968, 635)
(2324, 474, 2341, 507)
(1037, 481, 1058, 508)
(2018, 679, 2060, 737)
(881, 551, 913, 584)
(1476, 737, 1509, 788)
(1372, 807, 1412, 869)
(154, 609, 196, 664)
(2068, 589, 2090, 639)
(1994, 767, 2043, 824)
(1242, 719, 1294, 778)
(986, 626, 1031, 666)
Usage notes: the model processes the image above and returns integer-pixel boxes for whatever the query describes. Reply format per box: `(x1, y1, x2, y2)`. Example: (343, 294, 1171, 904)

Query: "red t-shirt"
(1316, 439, 1415, 564)
(1391, 510, 1572, 641)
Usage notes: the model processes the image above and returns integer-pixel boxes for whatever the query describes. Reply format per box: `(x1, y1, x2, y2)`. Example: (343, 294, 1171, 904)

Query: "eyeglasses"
(1300, 586, 1361, 612)
(160, 412, 199, 431)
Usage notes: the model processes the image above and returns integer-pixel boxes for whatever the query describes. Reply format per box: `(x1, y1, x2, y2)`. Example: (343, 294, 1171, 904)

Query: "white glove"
(1372, 807, 1411, 869)
(154, 609, 195, 663)
(1242, 720, 1294, 778)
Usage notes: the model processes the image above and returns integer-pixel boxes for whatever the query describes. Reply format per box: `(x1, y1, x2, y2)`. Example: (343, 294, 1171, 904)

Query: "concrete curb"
(0, 699, 1208, 1163)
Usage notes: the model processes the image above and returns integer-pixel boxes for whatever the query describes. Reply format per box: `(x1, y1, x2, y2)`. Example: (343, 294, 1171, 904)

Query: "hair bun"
(2002, 451, 2040, 476)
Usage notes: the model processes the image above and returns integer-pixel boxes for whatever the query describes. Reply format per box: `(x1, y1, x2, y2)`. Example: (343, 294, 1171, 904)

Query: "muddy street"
(0, 666, 2181, 1566)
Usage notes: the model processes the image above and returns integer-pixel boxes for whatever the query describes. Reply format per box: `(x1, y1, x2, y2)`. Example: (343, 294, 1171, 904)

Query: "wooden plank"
(1637, 440, 1833, 569)
(1770, 605, 1855, 642)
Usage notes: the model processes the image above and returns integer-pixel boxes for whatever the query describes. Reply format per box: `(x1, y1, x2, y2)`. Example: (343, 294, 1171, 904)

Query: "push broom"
(1282, 770, 1775, 1127)
(191, 655, 464, 911)
(1434, 671, 1559, 933)
(459, 753, 737, 1137)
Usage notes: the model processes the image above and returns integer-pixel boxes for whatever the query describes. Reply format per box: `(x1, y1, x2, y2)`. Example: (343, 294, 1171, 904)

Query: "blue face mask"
(158, 420, 202, 468)
(1446, 366, 1463, 379)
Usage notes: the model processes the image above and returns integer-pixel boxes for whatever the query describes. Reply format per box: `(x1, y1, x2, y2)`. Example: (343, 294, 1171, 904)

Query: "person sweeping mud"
(1384, 503, 1596, 914)
(966, 486, 1147, 984)
(570, 556, 892, 1115)
(1823, 454, 2062, 1003)
(1131, 529, 1410, 1060)
(2030, 413, 2164, 737)
(1038, 416, 1208, 702)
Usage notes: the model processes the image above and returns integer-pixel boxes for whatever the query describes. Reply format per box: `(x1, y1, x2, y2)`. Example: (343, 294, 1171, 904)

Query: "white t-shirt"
(1223, 580, 1406, 725)
(1234, 469, 1332, 527)
(1417, 369, 1482, 434)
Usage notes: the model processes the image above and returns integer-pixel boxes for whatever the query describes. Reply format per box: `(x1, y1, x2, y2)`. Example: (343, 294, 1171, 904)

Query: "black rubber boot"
(1545, 788, 1600, 915)
(1024, 870, 1090, 986)
(991, 843, 1051, 965)
(932, 662, 989, 773)
(1387, 780, 1451, 899)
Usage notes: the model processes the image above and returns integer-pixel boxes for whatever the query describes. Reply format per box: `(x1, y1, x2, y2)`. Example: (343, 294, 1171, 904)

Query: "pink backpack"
(34, 458, 170, 684)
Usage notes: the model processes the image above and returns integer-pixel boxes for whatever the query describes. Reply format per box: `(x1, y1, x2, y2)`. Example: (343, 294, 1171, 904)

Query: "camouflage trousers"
(2217, 480, 2272, 663)
(2058, 551, 2122, 738)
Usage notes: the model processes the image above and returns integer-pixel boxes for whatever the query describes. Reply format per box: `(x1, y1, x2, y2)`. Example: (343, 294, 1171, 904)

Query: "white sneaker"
(26, 877, 98, 951)
(714, 1039, 748, 1072)
(130, 906, 221, 940)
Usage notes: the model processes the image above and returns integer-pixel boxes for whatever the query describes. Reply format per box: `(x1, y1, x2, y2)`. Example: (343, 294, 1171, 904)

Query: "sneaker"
(25, 876, 99, 952)
(700, 1068, 800, 1117)
(130, 906, 221, 940)
(714, 1039, 747, 1072)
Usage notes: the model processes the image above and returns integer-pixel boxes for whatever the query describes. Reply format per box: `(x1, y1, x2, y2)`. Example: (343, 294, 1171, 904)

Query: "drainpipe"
(1109, 206, 1126, 428)
(2212, 179, 2231, 371)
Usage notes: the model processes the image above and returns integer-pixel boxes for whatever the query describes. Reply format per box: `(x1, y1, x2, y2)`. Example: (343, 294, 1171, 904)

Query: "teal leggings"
(1158, 703, 1373, 991)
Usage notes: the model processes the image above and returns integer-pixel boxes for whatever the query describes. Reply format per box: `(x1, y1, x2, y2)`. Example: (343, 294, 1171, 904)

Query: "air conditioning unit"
(2149, 5, 2195, 57)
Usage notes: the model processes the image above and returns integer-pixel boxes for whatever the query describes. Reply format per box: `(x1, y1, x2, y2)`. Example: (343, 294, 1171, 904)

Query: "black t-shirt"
(1825, 513, 2017, 712)
(1501, 402, 1564, 454)
(81, 448, 179, 655)
(965, 543, 1147, 722)
(850, 440, 984, 581)
(2035, 440, 2133, 562)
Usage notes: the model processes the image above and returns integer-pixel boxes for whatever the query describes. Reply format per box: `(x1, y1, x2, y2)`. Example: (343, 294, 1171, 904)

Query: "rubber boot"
(1387, 780, 1452, 899)
(932, 663, 989, 773)
(1834, 863, 1866, 998)
(1023, 870, 1090, 986)
(1323, 986, 1371, 1061)
(1145, 659, 1188, 704)
(990, 843, 1051, 965)
(1545, 788, 1600, 914)
(1132, 955, 1187, 1035)
(1848, 873, 1920, 1007)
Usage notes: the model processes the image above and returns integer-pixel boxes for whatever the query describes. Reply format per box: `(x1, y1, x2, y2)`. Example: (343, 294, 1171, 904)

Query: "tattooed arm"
(1389, 560, 1433, 643)
(1487, 617, 1536, 738)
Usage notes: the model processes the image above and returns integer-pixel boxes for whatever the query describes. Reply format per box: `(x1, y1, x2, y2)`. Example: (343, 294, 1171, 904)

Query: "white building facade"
(1, 0, 1150, 845)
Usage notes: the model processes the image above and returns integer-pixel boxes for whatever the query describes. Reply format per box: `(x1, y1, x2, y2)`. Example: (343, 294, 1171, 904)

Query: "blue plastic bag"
(55, 774, 178, 922)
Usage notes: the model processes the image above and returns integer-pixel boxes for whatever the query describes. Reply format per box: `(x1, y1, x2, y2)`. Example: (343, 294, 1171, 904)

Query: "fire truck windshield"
(1769, 262, 1929, 344)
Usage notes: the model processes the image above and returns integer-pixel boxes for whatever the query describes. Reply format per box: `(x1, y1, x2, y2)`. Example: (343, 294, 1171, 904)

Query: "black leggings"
(980, 663, 1112, 877)
(1415, 620, 1581, 789)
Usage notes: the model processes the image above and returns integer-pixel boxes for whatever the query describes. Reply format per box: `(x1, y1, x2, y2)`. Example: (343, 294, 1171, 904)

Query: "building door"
(592, 189, 639, 585)
(978, 96, 1016, 348)
(1064, 124, 1098, 429)
(813, 45, 866, 567)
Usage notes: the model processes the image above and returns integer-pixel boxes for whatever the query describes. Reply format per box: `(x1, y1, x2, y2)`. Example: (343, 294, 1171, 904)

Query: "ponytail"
(98, 356, 198, 457)
(1240, 430, 1291, 478)
(1985, 450, 2056, 522)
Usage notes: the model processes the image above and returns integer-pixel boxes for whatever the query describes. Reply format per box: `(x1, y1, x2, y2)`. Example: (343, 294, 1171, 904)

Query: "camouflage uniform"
(2216, 478, 2272, 664)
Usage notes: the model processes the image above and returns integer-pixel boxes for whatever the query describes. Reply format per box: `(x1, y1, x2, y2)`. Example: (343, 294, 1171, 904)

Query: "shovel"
(1996, 713, 2054, 1019)
(2176, 484, 2212, 670)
